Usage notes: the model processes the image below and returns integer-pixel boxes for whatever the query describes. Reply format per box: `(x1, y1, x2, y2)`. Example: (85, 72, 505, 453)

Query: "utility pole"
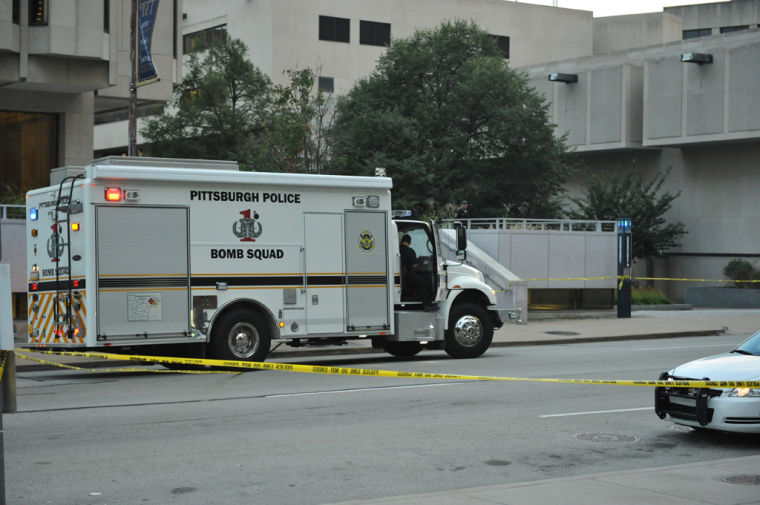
(128, 0, 138, 156)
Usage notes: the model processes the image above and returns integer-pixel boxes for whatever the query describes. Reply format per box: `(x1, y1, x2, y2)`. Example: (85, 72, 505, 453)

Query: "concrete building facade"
(523, 22, 760, 300)
(0, 0, 182, 195)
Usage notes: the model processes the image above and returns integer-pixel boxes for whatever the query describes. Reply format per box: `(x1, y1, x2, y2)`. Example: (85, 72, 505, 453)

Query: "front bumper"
(655, 374, 760, 433)
(495, 308, 522, 326)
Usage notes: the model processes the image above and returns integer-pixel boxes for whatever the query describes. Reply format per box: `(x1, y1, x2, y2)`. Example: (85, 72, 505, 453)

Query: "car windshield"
(734, 330, 760, 356)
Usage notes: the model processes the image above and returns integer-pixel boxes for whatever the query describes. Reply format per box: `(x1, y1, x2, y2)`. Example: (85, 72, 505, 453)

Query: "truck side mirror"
(456, 224, 467, 260)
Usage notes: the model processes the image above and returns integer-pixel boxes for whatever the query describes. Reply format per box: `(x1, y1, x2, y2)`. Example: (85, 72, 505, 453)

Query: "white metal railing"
(444, 218, 617, 233)
(0, 204, 25, 220)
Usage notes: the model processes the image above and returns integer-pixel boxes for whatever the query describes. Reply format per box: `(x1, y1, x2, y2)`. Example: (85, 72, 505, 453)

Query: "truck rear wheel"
(444, 302, 493, 359)
(212, 308, 270, 362)
(385, 341, 423, 358)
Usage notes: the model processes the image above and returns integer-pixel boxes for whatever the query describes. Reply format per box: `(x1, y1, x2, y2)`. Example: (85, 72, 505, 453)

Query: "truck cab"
(383, 216, 506, 359)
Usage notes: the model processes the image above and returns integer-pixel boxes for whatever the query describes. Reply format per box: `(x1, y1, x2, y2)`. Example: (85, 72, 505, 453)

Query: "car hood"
(670, 353, 760, 381)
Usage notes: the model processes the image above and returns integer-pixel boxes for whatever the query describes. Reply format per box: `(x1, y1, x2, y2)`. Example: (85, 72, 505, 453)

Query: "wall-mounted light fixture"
(548, 72, 578, 84)
(680, 52, 713, 64)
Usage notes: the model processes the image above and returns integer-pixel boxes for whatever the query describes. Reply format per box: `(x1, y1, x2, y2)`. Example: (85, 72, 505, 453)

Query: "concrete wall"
(527, 61, 644, 151)
(644, 32, 760, 146)
(28, 0, 107, 59)
(666, 0, 760, 33)
(467, 227, 617, 290)
(593, 13, 682, 55)
(0, 219, 26, 293)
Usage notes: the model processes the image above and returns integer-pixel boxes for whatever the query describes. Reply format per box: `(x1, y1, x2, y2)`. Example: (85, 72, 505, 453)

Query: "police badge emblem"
(358, 230, 375, 254)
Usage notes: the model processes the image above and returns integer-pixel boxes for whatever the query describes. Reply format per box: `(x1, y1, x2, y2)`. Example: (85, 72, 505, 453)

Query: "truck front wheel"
(444, 302, 493, 359)
(212, 308, 271, 362)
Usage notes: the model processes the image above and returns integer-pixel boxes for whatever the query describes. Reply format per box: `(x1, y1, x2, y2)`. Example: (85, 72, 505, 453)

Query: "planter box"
(684, 286, 760, 309)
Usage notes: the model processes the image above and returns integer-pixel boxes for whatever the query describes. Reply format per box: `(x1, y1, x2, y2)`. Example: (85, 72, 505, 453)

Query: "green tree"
(330, 20, 571, 217)
(142, 39, 331, 173)
(257, 68, 334, 173)
(566, 166, 687, 260)
(142, 39, 271, 170)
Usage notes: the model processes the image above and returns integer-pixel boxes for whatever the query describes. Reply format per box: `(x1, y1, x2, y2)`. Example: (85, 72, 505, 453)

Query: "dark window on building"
(183, 24, 227, 54)
(0, 111, 58, 203)
(103, 0, 109, 33)
(720, 25, 749, 34)
(319, 15, 350, 43)
(683, 28, 712, 39)
(318, 76, 334, 93)
(360, 20, 390, 46)
(29, 0, 48, 26)
(12, 0, 20, 24)
(489, 34, 510, 59)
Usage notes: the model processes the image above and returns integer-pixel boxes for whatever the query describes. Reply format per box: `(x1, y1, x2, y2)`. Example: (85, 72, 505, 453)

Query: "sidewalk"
(11, 308, 760, 371)
(323, 455, 760, 505)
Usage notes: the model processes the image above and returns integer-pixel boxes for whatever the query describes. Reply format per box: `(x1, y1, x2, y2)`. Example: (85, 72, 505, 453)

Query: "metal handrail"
(0, 205, 25, 220)
(443, 217, 617, 232)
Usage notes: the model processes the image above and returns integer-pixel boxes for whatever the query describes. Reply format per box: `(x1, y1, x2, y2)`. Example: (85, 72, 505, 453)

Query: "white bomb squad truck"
(25, 157, 514, 362)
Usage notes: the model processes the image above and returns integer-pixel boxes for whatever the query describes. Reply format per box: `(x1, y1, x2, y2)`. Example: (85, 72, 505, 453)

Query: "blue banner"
(136, 0, 160, 87)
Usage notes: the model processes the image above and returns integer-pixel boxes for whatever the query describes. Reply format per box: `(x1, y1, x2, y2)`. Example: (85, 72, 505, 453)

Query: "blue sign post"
(617, 218, 632, 318)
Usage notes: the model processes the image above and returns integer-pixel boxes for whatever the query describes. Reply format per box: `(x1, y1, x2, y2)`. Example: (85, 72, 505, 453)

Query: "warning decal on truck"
(127, 293, 162, 322)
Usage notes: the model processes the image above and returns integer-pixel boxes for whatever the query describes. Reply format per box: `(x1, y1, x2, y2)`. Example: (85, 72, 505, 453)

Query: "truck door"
(304, 213, 345, 334)
(344, 211, 390, 331)
(431, 221, 448, 302)
(95, 206, 191, 340)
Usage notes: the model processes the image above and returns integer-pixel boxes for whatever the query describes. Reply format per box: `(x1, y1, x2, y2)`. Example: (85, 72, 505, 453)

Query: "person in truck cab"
(400, 234, 433, 309)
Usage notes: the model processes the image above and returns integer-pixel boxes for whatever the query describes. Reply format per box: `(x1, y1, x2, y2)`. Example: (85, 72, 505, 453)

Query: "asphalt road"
(5, 334, 760, 505)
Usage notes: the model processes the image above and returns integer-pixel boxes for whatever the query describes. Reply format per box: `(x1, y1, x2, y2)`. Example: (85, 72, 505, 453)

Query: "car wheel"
(444, 302, 493, 359)
(385, 341, 423, 358)
(212, 308, 270, 362)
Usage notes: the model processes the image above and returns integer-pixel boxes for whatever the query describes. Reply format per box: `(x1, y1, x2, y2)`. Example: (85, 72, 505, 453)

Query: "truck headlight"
(729, 388, 760, 397)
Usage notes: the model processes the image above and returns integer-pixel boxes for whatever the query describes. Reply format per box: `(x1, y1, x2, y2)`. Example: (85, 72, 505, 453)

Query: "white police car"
(655, 330, 760, 433)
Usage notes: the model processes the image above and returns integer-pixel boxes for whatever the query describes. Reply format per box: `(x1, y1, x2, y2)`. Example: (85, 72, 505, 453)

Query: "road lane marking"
(539, 407, 651, 418)
(266, 382, 464, 398)
(635, 343, 735, 351)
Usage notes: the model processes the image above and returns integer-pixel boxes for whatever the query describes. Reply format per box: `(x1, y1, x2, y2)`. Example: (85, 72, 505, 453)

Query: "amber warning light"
(105, 187, 122, 202)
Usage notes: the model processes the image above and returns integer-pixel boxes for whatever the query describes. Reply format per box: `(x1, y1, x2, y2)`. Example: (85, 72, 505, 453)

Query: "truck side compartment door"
(95, 206, 191, 339)
(344, 211, 390, 331)
(304, 213, 345, 334)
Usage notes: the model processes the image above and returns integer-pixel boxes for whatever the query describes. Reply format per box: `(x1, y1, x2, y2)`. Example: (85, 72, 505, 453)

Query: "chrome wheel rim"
(453, 315, 483, 347)
(227, 322, 259, 358)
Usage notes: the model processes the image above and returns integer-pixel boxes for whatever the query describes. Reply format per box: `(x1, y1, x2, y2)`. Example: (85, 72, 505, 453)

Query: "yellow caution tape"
(16, 349, 760, 389)
(14, 350, 238, 374)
